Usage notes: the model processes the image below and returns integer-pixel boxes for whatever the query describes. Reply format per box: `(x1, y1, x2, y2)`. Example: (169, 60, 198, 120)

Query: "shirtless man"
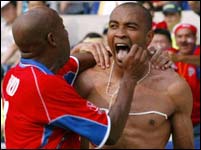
(74, 3, 194, 149)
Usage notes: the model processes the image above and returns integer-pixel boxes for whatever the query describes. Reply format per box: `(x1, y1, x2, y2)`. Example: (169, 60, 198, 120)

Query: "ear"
(47, 32, 56, 47)
(146, 30, 154, 47)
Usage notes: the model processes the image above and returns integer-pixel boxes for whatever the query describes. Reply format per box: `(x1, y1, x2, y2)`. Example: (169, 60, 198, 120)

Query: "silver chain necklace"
(106, 61, 151, 109)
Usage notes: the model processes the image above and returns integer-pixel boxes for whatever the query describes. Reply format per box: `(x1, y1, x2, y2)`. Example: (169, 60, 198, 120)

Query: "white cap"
(1, 1, 10, 9)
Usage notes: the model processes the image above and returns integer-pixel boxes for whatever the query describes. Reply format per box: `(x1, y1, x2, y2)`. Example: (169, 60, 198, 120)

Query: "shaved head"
(12, 6, 70, 72)
(111, 2, 153, 32)
(12, 6, 60, 53)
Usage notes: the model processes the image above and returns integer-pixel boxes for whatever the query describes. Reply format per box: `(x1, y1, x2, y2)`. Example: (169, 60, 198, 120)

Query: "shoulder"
(159, 68, 192, 101)
(166, 70, 193, 114)
(20, 67, 70, 92)
(76, 65, 108, 85)
(152, 68, 192, 113)
(151, 68, 181, 87)
(74, 65, 109, 98)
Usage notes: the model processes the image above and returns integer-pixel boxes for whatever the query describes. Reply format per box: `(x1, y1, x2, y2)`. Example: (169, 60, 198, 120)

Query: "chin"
(115, 59, 124, 68)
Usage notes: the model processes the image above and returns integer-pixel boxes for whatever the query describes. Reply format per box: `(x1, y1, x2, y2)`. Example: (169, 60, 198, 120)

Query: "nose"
(114, 28, 127, 39)
(180, 36, 188, 43)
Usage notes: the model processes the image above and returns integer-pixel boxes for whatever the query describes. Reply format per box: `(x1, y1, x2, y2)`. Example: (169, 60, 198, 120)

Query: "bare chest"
(87, 81, 175, 127)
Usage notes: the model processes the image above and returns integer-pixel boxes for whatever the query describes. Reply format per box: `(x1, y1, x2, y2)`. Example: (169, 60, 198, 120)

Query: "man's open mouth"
(115, 43, 131, 63)
(115, 43, 130, 53)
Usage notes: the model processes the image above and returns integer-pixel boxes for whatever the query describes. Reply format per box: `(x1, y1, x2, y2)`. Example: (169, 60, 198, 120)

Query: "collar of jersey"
(19, 58, 54, 75)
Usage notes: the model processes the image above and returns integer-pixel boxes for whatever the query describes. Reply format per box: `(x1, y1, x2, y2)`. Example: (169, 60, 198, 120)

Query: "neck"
(106, 60, 151, 109)
(113, 63, 124, 79)
(21, 48, 68, 74)
(137, 62, 151, 84)
(21, 55, 67, 74)
(39, 57, 67, 74)
(111, 60, 150, 81)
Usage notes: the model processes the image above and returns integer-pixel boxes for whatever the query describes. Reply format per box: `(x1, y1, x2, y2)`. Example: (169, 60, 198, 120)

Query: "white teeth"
(116, 43, 127, 46)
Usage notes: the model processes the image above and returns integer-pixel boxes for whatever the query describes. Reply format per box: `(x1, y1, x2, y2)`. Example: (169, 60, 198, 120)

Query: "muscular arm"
(179, 55, 200, 66)
(168, 78, 194, 148)
(72, 52, 96, 74)
(169, 53, 200, 66)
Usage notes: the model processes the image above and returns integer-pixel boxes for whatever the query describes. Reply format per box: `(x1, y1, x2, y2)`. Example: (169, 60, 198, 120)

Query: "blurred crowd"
(1, 1, 200, 149)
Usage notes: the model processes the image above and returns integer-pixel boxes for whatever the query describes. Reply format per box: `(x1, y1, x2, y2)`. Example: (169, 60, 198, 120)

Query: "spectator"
(155, 2, 182, 49)
(1, 1, 20, 73)
(171, 23, 200, 149)
(170, 23, 200, 67)
(149, 28, 177, 53)
(155, 2, 182, 32)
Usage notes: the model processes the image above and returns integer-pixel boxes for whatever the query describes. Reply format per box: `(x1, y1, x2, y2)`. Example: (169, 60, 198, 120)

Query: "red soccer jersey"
(174, 47, 200, 126)
(2, 56, 111, 149)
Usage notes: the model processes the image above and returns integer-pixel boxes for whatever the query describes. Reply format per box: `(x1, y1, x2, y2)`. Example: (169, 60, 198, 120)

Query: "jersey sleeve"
(57, 56, 79, 86)
(40, 75, 111, 148)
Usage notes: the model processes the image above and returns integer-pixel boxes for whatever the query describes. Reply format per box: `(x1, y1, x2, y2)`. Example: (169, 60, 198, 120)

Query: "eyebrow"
(109, 20, 139, 28)
(109, 20, 118, 24)
(109, 20, 139, 25)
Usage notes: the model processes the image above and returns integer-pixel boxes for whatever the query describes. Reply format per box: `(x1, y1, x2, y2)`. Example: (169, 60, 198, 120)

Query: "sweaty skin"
(76, 62, 192, 149)
(9, 6, 157, 148)
(74, 3, 194, 149)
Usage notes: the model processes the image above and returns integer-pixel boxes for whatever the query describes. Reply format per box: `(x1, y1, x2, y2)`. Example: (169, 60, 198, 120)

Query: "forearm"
(106, 74, 137, 145)
(179, 55, 200, 66)
(72, 52, 96, 74)
(173, 55, 200, 66)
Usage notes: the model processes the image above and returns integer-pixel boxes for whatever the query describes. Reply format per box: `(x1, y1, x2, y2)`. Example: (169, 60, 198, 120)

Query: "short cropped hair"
(154, 28, 172, 43)
(114, 2, 153, 32)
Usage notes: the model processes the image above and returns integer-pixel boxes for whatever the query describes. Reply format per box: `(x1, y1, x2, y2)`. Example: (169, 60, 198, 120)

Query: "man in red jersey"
(2, 6, 153, 149)
(172, 23, 200, 149)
